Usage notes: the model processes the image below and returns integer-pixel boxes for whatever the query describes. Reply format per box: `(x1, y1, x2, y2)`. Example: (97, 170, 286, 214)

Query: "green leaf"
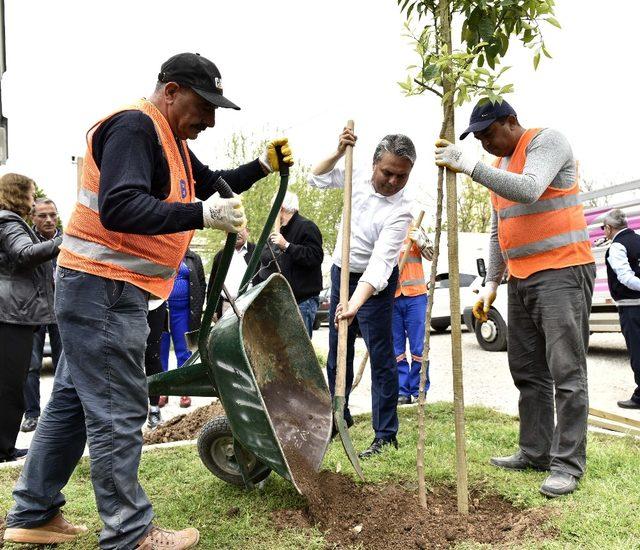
(533, 51, 541, 70)
(546, 16, 561, 28)
(422, 64, 439, 81)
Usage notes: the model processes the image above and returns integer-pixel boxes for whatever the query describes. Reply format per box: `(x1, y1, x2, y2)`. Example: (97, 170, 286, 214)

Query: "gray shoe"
(147, 410, 162, 429)
(490, 451, 549, 471)
(539, 471, 578, 498)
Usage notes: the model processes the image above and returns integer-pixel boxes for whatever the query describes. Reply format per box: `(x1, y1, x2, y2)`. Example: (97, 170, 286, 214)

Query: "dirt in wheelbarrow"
(143, 401, 225, 445)
(274, 451, 556, 549)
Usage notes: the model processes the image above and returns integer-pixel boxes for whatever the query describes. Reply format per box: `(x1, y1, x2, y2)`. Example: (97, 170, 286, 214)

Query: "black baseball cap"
(459, 99, 516, 140)
(158, 52, 240, 110)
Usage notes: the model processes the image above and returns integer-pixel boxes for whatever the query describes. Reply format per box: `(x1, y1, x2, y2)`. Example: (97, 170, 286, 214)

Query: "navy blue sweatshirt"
(92, 110, 265, 235)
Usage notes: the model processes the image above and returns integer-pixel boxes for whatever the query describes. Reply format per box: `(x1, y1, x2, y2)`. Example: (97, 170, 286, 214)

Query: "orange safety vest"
(58, 99, 195, 299)
(490, 128, 593, 279)
(395, 237, 427, 298)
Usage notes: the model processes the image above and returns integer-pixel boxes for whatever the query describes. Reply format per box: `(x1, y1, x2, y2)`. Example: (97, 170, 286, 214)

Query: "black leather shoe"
(539, 471, 578, 498)
(397, 395, 412, 406)
(617, 399, 640, 409)
(358, 437, 398, 459)
(489, 451, 549, 471)
(21, 417, 38, 432)
(330, 416, 354, 439)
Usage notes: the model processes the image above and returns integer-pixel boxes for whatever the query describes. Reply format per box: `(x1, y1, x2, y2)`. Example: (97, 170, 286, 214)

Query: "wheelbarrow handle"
(199, 177, 239, 363)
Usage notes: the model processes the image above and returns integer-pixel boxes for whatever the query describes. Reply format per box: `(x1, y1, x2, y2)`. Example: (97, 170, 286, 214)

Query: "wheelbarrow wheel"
(197, 415, 271, 487)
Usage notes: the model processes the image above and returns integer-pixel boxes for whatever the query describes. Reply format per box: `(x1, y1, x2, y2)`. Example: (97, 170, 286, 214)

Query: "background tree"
(199, 132, 343, 273)
(397, 0, 560, 513)
(458, 175, 491, 232)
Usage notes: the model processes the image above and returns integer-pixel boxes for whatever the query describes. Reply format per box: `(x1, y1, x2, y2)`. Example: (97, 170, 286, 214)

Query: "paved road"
(14, 325, 640, 455)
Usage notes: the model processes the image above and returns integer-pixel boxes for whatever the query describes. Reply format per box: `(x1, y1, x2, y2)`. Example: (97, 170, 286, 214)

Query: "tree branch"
(413, 79, 444, 97)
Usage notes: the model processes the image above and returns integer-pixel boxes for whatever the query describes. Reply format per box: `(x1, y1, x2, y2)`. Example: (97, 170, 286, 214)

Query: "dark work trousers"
(327, 264, 399, 441)
(507, 263, 595, 478)
(145, 302, 167, 407)
(8, 267, 154, 549)
(0, 323, 34, 461)
(23, 324, 62, 419)
(617, 305, 640, 403)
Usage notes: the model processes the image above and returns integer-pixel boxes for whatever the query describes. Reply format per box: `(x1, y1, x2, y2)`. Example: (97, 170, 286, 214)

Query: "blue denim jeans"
(160, 298, 191, 371)
(8, 267, 154, 549)
(327, 265, 399, 440)
(298, 296, 319, 337)
(23, 323, 62, 419)
(393, 293, 430, 397)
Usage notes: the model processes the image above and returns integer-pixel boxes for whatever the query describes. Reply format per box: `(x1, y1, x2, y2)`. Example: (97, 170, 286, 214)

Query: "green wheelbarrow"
(148, 155, 333, 493)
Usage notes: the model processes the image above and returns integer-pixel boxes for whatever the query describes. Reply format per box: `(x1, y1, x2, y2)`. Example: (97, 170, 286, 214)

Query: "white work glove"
(259, 138, 294, 173)
(434, 138, 478, 175)
(472, 281, 498, 323)
(202, 195, 246, 233)
(409, 226, 434, 260)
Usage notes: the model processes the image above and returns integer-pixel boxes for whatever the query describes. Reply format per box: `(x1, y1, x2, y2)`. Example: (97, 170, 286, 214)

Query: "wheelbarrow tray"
(207, 273, 332, 491)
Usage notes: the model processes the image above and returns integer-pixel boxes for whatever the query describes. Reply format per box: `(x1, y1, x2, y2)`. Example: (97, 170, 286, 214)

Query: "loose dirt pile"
(143, 401, 225, 445)
(274, 452, 555, 549)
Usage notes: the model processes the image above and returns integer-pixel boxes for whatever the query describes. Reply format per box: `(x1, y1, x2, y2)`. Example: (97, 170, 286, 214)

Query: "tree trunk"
(438, 0, 469, 515)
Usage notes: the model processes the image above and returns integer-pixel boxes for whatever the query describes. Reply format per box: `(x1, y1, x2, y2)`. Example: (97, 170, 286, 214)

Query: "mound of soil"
(274, 451, 556, 549)
(143, 401, 225, 445)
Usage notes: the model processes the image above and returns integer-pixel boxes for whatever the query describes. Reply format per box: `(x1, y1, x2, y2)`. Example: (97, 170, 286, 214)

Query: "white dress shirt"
(224, 243, 249, 299)
(308, 166, 413, 292)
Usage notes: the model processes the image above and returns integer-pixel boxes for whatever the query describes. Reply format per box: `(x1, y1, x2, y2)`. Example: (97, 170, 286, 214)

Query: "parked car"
(429, 272, 478, 332)
(313, 287, 330, 330)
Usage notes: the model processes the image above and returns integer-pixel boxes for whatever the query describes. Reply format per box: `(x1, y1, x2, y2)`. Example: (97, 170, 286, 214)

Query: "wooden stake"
(589, 407, 640, 429)
(438, 0, 468, 515)
(588, 418, 640, 438)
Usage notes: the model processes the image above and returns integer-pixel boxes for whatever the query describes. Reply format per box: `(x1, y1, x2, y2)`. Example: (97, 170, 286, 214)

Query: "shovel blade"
(333, 396, 365, 481)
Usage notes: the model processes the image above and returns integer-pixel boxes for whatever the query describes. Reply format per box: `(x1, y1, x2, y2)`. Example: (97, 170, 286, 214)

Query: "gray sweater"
(471, 129, 576, 284)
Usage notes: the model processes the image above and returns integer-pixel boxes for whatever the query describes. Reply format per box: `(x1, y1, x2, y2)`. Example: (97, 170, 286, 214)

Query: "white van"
(463, 178, 640, 351)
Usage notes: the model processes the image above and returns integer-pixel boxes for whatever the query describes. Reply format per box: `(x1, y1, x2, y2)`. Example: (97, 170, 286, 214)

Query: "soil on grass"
(143, 401, 225, 445)
(274, 452, 557, 549)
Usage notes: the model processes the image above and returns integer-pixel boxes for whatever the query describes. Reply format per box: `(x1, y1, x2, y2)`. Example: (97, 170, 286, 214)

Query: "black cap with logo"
(459, 99, 516, 140)
(158, 52, 240, 110)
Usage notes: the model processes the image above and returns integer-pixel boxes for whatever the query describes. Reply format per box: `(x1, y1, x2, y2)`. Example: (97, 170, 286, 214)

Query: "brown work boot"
(136, 525, 200, 549)
(3, 512, 88, 544)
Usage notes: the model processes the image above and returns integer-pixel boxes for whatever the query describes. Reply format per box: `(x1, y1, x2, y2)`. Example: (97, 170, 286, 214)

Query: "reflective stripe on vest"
(491, 128, 593, 279)
(405, 256, 422, 264)
(62, 234, 176, 279)
(498, 193, 580, 220)
(401, 278, 426, 287)
(78, 187, 99, 213)
(504, 228, 590, 260)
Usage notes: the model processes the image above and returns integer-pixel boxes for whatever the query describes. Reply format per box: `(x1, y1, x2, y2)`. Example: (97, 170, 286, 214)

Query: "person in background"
(602, 209, 640, 410)
(160, 248, 206, 408)
(256, 192, 324, 337)
(0, 174, 61, 462)
(145, 301, 168, 428)
(308, 127, 416, 459)
(394, 223, 433, 405)
(21, 198, 64, 433)
(208, 226, 257, 319)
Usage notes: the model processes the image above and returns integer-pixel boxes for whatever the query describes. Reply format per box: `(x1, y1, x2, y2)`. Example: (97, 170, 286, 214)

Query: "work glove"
(434, 139, 478, 175)
(259, 138, 294, 173)
(409, 226, 434, 260)
(472, 283, 498, 323)
(202, 195, 246, 233)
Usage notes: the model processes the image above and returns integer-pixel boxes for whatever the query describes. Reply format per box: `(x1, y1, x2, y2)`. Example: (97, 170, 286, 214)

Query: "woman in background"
(0, 173, 62, 462)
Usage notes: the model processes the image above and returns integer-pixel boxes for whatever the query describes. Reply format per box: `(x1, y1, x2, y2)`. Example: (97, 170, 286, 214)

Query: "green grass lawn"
(1, 403, 639, 549)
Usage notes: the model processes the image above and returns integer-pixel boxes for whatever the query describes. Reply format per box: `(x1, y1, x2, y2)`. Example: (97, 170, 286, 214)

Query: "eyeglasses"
(34, 213, 58, 220)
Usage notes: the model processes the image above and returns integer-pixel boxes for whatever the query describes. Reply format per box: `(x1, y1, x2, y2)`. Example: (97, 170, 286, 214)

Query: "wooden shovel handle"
(336, 120, 355, 398)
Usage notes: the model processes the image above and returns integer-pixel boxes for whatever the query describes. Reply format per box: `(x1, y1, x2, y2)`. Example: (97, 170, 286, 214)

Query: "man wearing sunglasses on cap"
(434, 99, 595, 498)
